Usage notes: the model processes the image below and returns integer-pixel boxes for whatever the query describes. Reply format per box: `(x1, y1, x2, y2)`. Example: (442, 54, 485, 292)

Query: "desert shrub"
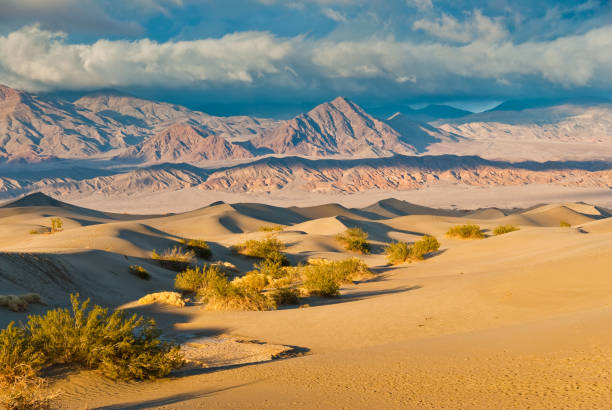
(493, 225, 519, 235)
(258, 225, 284, 232)
(233, 236, 288, 265)
(410, 235, 440, 260)
(0, 363, 54, 410)
(255, 258, 287, 279)
(269, 288, 300, 306)
(50, 217, 63, 233)
(336, 227, 371, 254)
(129, 265, 150, 280)
(174, 265, 227, 294)
(29, 229, 40, 235)
(151, 246, 195, 271)
(560, 221, 572, 227)
(198, 272, 274, 311)
(446, 224, 485, 239)
(0, 294, 183, 384)
(0, 293, 43, 312)
(180, 239, 212, 260)
(303, 265, 340, 297)
(385, 241, 411, 264)
(137, 292, 185, 307)
(232, 271, 269, 293)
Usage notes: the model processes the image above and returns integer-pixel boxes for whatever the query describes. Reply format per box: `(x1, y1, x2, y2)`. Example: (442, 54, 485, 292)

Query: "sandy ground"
(0, 192, 611, 409)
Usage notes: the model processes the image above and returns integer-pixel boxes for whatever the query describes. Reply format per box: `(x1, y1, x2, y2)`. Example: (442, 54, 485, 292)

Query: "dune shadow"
(302, 285, 422, 308)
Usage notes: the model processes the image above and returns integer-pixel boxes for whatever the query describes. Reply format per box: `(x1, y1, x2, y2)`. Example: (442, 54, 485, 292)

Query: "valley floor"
(0, 192, 610, 409)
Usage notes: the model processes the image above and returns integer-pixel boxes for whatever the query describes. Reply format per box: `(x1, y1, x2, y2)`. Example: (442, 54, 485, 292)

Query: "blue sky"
(0, 0, 610, 116)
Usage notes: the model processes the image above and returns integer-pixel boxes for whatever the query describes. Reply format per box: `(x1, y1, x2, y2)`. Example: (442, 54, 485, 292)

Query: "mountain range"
(0, 83, 611, 200)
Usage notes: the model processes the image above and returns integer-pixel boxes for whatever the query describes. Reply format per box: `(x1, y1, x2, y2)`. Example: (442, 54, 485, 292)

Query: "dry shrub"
(410, 235, 440, 260)
(560, 221, 572, 227)
(493, 225, 519, 235)
(174, 265, 224, 294)
(258, 225, 284, 232)
(180, 239, 212, 260)
(233, 235, 288, 265)
(385, 241, 411, 264)
(129, 265, 150, 280)
(335, 227, 371, 254)
(138, 292, 186, 307)
(232, 271, 269, 293)
(210, 261, 240, 275)
(269, 288, 300, 306)
(151, 246, 195, 271)
(0, 364, 55, 409)
(446, 224, 485, 239)
(301, 257, 373, 297)
(50, 217, 63, 233)
(0, 293, 44, 312)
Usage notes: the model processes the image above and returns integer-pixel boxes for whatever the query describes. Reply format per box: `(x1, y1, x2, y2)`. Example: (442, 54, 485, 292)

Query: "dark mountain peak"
(2, 192, 65, 208)
(490, 96, 612, 112)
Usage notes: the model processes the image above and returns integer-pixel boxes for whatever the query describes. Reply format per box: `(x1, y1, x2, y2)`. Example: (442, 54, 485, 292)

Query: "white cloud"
(0, 23, 611, 95)
(322, 8, 347, 22)
(406, 0, 433, 11)
(413, 10, 508, 43)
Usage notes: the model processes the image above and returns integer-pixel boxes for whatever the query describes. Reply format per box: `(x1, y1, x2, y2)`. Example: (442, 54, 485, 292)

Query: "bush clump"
(269, 288, 300, 306)
(180, 239, 212, 260)
(129, 265, 150, 280)
(493, 225, 519, 235)
(137, 292, 185, 307)
(258, 225, 284, 232)
(0, 293, 44, 312)
(50, 217, 63, 233)
(302, 258, 373, 297)
(174, 265, 224, 293)
(200, 270, 275, 311)
(233, 235, 288, 265)
(336, 227, 371, 254)
(151, 246, 195, 271)
(385, 235, 440, 263)
(0, 295, 183, 398)
(560, 221, 572, 227)
(446, 224, 485, 239)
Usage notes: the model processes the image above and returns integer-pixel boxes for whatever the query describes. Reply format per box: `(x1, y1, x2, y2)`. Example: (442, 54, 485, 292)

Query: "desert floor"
(0, 192, 610, 409)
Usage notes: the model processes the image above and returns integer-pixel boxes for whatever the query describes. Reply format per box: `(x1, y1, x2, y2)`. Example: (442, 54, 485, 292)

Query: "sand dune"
(0, 193, 610, 409)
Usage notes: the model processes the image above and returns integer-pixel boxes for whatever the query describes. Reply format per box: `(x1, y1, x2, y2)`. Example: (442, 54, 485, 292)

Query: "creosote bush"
(302, 258, 373, 297)
(446, 224, 485, 239)
(137, 292, 185, 307)
(0, 293, 44, 312)
(336, 227, 371, 254)
(385, 235, 440, 264)
(151, 246, 195, 271)
(174, 265, 225, 294)
(560, 221, 572, 227)
(129, 265, 150, 280)
(0, 294, 183, 407)
(50, 217, 63, 233)
(258, 225, 284, 232)
(493, 225, 519, 235)
(180, 239, 212, 260)
(233, 235, 288, 265)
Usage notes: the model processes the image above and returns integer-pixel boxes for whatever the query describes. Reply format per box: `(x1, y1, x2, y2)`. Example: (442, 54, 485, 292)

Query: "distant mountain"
(385, 113, 464, 152)
(253, 97, 417, 157)
(120, 123, 253, 163)
(489, 97, 612, 112)
(381, 104, 472, 122)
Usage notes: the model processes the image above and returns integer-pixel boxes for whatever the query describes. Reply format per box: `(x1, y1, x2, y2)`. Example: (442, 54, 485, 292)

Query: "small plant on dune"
(180, 239, 212, 260)
(137, 292, 185, 307)
(50, 217, 63, 233)
(129, 265, 150, 280)
(0, 294, 183, 407)
(258, 225, 284, 232)
(385, 241, 411, 264)
(0, 362, 54, 410)
(151, 246, 195, 271)
(29, 229, 40, 235)
(233, 235, 289, 265)
(198, 270, 275, 311)
(303, 265, 341, 297)
(493, 225, 519, 235)
(308, 258, 374, 283)
(410, 235, 440, 260)
(446, 224, 485, 239)
(560, 221, 572, 227)
(0, 293, 44, 312)
(269, 288, 300, 306)
(174, 265, 225, 294)
(336, 227, 371, 254)
(232, 271, 269, 293)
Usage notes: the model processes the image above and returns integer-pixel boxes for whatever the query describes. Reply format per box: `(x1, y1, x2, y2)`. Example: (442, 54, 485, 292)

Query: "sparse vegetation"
(385, 235, 440, 263)
(302, 258, 373, 297)
(258, 225, 284, 232)
(560, 221, 572, 227)
(29, 229, 40, 235)
(336, 227, 371, 254)
(493, 225, 519, 235)
(180, 239, 212, 260)
(446, 224, 485, 239)
(0, 294, 183, 408)
(129, 265, 150, 280)
(137, 292, 186, 307)
(50, 217, 63, 233)
(174, 265, 225, 294)
(151, 246, 195, 271)
(269, 288, 300, 306)
(233, 235, 289, 265)
(0, 293, 43, 312)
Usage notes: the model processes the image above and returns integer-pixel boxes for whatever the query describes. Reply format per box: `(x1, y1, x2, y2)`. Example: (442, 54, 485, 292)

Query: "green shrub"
(336, 227, 371, 254)
(0, 294, 183, 387)
(560, 221, 571, 227)
(152, 246, 195, 271)
(258, 225, 283, 232)
(174, 265, 224, 293)
(129, 265, 150, 280)
(180, 239, 212, 260)
(446, 224, 485, 239)
(303, 265, 340, 297)
(493, 225, 519, 235)
(233, 235, 288, 265)
(198, 271, 274, 311)
(410, 235, 440, 260)
(232, 271, 269, 293)
(50, 217, 63, 233)
(385, 241, 411, 264)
